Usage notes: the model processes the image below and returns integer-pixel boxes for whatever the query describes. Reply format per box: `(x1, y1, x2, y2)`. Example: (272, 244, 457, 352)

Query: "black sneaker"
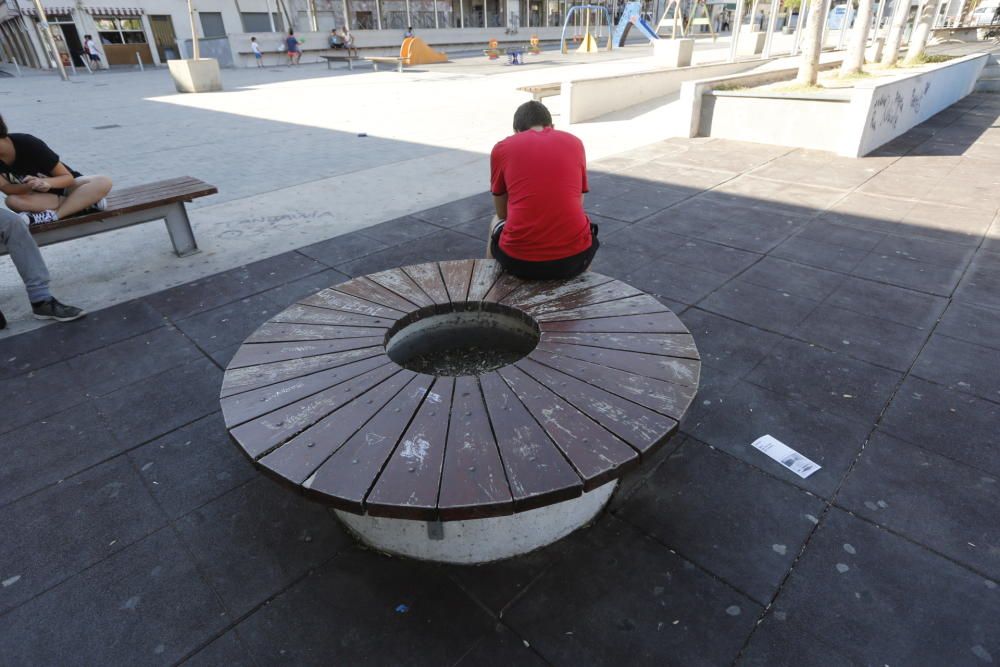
(18, 210, 60, 226)
(31, 298, 86, 322)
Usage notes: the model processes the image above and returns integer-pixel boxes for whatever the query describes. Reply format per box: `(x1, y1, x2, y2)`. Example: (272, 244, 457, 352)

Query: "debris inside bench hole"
(395, 604, 409, 613)
(751, 435, 821, 479)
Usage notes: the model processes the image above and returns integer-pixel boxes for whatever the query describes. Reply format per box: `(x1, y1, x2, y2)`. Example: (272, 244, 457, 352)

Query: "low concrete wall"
(701, 92, 851, 153)
(561, 59, 768, 124)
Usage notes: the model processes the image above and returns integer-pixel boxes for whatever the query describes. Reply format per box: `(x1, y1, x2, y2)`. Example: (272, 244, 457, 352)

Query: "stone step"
(975, 78, 1000, 93)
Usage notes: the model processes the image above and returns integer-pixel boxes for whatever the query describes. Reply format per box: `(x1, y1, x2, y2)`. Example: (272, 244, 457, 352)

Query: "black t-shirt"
(0, 133, 75, 185)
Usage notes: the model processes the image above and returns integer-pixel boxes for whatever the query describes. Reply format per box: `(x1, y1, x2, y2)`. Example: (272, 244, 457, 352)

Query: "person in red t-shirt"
(488, 101, 598, 280)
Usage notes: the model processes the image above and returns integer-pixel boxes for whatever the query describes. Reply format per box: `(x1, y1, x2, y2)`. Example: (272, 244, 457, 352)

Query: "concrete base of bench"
(334, 480, 616, 564)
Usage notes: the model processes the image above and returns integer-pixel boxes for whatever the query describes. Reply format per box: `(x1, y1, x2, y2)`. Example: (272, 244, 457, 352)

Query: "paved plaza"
(2, 52, 1000, 665)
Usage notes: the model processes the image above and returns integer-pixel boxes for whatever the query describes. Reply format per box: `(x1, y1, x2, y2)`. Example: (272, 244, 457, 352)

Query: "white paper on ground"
(751, 435, 821, 479)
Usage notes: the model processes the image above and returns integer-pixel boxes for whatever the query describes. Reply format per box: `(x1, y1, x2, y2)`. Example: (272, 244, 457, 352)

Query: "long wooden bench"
(518, 82, 561, 100)
(366, 56, 405, 72)
(320, 54, 359, 70)
(0, 176, 216, 258)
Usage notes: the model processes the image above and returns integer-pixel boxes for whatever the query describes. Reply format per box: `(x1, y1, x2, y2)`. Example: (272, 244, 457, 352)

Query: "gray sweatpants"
(0, 209, 51, 303)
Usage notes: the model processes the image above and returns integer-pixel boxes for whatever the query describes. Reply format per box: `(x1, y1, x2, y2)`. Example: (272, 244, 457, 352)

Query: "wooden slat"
(246, 322, 388, 343)
(365, 377, 455, 519)
(305, 374, 434, 510)
(438, 376, 513, 520)
(535, 294, 669, 322)
(529, 349, 697, 421)
(229, 364, 401, 458)
(497, 365, 639, 489)
(368, 268, 435, 309)
(536, 342, 700, 387)
(539, 331, 700, 359)
(259, 370, 417, 485)
(226, 337, 384, 369)
(221, 356, 391, 428)
(466, 259, 503, 302)
(438, 259, 475, 303)
(523, 281, 643, 317)
(515, 358, 677, 455)
(483, 271, 525, 304)
(480, 372, 583, 511)
(221, 346, 384, 398)
(403, 263, 450, 306)
(272, 304, 396, 328)
(300, 288, 406, 318)
(333, 276, 420, 312)
(500, 272, 614, 310)
(539, 311, 688, 334)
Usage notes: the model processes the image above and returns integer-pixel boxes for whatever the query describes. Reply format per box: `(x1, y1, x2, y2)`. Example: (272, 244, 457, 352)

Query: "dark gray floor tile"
(68, 326, 204, 397)
(679, 308, 783, 377)
(174, 291, 285, 355)
(587, 193, 668, 223)
(792, 304, 930, 371)
(623, 257, 732, 305)
(147, 252, 327, 321)
(935, 301, 1000, 351)
(911, 334, 1000, 402)
(297, 230, 389, 267)
(358, 215, 442, 246)
(335, 230, 483, 276)
(657, 236, 761, 277)
(879, 376, 1000, 478)
(454, 624, 547, 667)
(839, 430, 1000, 580)
(699, 280, 821, 336)
(954, 256, 1000, 311)
(0, 528, 228, 666)
(825, 276, 948, 330)
(209, 344, 240, 369)
(449, 214, 493, 241)
(504, 516, 760, 667)
(129, 412, 257, 520)
(449, 544, 557, 617)
(852, 251, 966, 296)
(689, 380, 871, 498)
(0, 401, 122, 507)
(0, 360, 87, 435)
(771, 234, 869, 273)
(739, 509, 1000, 667)
(175, 478, 350, 617)
(738, 257, 846, 301)
(747, 337, 901, 423)
(410, 193, 495, 227)
(588, 241, 659, 278)
(620, 441, 824, 605)
(180, 630, 256, 667)
(869, 234, 976, 270)
(236, 548, 492, 666)
(96, 357, 223, 447)
(0, 456, 165, 614)
(795, 219, 885, 251)
(603, 220, 687, 255)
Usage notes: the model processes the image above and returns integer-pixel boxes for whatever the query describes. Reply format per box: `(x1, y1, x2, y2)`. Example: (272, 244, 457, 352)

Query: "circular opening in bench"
(385, 303, 540, 376)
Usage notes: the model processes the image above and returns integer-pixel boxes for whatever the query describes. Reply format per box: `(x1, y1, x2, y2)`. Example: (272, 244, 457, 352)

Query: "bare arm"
(25, 162, 75, 192)
(0, 175, 32, 195)
(493, 193, 508, 220)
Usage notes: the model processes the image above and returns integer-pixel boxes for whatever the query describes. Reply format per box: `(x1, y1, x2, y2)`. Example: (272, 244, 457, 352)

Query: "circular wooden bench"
(221, 259, 700, 563)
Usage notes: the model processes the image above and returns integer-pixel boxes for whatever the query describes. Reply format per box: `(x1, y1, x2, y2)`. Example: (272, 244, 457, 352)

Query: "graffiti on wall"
(868, 78, 932, 133)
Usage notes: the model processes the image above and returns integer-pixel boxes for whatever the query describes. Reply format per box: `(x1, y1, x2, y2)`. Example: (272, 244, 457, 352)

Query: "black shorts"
(490, 222, 600, 280)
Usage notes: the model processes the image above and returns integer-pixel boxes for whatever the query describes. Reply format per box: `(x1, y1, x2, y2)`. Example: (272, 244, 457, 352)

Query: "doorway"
(149, 15, 178, 62)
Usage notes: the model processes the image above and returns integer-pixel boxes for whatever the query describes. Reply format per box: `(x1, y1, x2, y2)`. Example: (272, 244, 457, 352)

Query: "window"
(199, 12, 226, 37)
(240, 12, 285, 31)
(96, 17, 148, 45)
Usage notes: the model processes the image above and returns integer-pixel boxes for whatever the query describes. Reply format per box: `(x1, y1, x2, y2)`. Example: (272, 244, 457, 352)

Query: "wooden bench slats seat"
(518, 83, 561, 101)
(366, 56, 405, 72)
(320, 54, 358, 70)
(222, 259, 700, 522)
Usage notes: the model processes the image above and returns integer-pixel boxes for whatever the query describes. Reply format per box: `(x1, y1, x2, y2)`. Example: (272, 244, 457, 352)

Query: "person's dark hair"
(512, 101, 552, 132)
(0, 115, 7, 139)
(289, 29, 295, 35)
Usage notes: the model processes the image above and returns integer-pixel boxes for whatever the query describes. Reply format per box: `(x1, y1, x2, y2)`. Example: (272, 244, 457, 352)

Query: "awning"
(19, 6, 74, 15)
(84, 6, 145, 16)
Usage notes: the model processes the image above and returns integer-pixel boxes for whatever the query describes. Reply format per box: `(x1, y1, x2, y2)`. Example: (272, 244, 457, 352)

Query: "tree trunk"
(880, 0, 909, 66)
(796, 0, 828, 84)
(841, 0, 874, 75)
(903, 0, 937, 63)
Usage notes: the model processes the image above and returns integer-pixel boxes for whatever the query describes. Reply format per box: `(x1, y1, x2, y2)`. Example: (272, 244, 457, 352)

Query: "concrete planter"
(167, 58, 222, 94)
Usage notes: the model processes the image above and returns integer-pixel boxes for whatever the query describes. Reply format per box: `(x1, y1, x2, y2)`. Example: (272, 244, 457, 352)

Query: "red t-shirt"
(490, 127, 591, 262)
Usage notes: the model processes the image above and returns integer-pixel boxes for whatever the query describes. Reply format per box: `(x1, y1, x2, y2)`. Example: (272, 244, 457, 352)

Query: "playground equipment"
(613, 1, 660, 45)
(483, 36, 541, 65)
(560, 4, 613, 53)
(400, 37, 447, 66)
(654, 0, 717, 39)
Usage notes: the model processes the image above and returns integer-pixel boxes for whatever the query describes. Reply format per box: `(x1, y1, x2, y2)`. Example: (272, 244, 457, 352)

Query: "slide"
(400, 37, 448, 65)
(613, 1, 659, 47)
(634, 17, 660, 41)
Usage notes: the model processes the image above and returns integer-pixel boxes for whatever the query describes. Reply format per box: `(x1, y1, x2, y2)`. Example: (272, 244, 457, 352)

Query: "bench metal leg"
(348, 59, 353, 70)
(396, 61, 402, 73)
(164, 203, 199, 257)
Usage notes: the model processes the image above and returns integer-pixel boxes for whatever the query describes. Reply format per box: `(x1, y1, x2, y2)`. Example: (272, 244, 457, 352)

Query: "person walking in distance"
(251, 36, 264, 67)
(285, 30, 302, 65)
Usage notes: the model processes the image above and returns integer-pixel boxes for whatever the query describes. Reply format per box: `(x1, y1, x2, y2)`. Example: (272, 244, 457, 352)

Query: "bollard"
(12, 58, 21, 76)
(136, 52, 144, 71)
(69, 58, 76, 75)
(81, 56, 92, 74)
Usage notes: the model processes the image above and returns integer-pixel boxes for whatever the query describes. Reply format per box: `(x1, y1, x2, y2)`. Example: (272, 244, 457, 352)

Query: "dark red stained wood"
(497, 365, 639, 489)
(466, 259, 502, 301)
(479, 372, 582, 511)
(438, 259, 475, 303)
(305, 374, 434, 511)
(483, 271, 525, 304)
(515, 357, 677, 455)
(539, 311, 687, 334)
(272, 304, 395, 328)
(221, 346, 384, 398)
(365, 377, 455, 520)
(227, 337, 385, 370)
(529, 349, 697, 421)
(367, 268, 435, 308)
(246, 323, 388, 343)
(299, 289, 406, 319)
(539, 331, 700, 360)
(222, 356, 391, 428)
(535, 342, 700, 387)
(402, 263, 450, 306)
(534, 294, 669, 322)
(501, 272, 614, 310)
(437, 376, 513, 520)
(333, 276, 420, 313)
(523, 281, 643, 318)
(229, 364, 401, 458)
(259, 370, 417, 485)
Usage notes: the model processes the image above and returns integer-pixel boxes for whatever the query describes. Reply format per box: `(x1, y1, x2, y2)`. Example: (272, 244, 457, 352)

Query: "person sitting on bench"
(340, 27, 358, 57)
(488, 101, 599, 280)
(0, 209, 86, 328)
(329, 28, 346, 49)
(0, 115, 112, 227)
